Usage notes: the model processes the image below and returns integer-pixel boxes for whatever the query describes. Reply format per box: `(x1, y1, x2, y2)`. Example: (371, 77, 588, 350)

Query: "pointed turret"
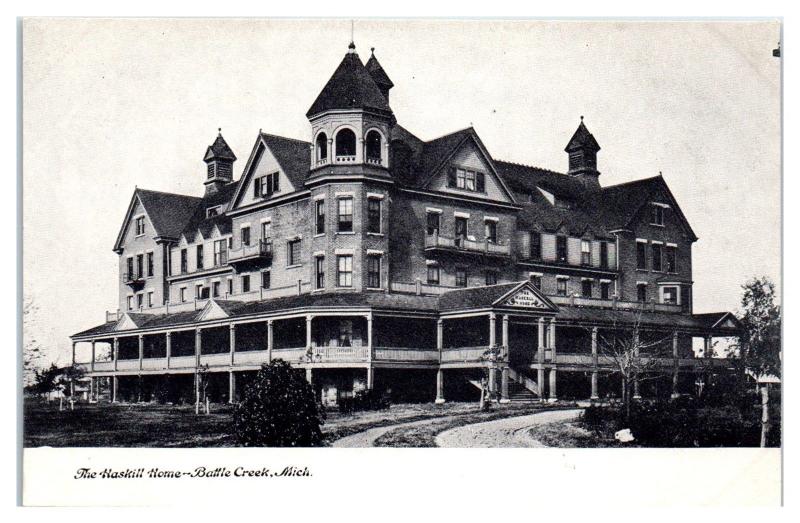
(204, 129, 236, 195)
(565, 117, 601, 190)
(306, 43, 392, 119)
(365, 48, 394, 103)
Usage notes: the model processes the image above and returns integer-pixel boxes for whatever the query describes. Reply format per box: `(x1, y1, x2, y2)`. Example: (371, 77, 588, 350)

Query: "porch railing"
(373, 347, 439, 362)
(425, 232, 510, 256)
(441, 346, 490, 363)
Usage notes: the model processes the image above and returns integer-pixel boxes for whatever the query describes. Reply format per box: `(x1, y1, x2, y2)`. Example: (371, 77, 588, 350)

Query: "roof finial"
(348, 20, 355, 50)
(218, 127, 222, 135)
(371, 47, 375, 55)
(580, 115, 584, 122)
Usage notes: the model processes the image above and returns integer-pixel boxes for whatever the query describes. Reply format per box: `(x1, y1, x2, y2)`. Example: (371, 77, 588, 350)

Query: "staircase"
(465, 369, 543, 403)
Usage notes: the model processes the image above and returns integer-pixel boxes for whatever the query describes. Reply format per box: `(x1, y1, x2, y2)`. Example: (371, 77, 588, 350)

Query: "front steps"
(465, 369, 543, 403)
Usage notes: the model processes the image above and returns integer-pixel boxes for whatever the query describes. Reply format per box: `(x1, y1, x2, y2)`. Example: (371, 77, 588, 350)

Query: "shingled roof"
(565, 120, 600, 152)
(365, 51, 394, 90)
(179, 181, 238, 240)
(306, 46, 392, 118)
(204, 132, 237, 162)
(259, 133, 311, 190)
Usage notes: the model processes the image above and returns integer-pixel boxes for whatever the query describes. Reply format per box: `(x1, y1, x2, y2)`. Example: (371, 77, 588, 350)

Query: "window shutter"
(476, 172, 485, 192)
(253, 177, 261, 198)
(273, 173, 280, 192)
(447, 167, 457, 188)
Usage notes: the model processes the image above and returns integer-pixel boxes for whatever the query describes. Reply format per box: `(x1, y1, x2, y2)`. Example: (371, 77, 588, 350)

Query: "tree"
(233, 360, 324, 447)
(23, 298, 44, 387)
(596, 316, 671, 422)
(28, 363, 60, 398)
(731, 276, 781, 447)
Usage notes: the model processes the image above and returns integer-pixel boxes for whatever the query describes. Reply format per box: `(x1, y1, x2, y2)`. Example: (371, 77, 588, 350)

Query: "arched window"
(315, 132, 328, 164)
(335, 128, 356, 160)
(365, 130, 382, 164)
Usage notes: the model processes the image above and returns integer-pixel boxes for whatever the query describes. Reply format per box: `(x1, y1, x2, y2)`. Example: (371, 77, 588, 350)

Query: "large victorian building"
(71, 43, 740, 406)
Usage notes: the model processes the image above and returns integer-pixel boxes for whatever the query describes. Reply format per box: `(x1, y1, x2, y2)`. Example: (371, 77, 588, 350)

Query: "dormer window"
(448, 167, 485, 193)
(254, 172, 280, 199)
(206, 206, 221, 218)
(365, 130, 382, 165)
(315, 132, 328, 165)
(134, 216, 146, 236)
(650, 203, 666, 226)
(335, 128, 356, 162)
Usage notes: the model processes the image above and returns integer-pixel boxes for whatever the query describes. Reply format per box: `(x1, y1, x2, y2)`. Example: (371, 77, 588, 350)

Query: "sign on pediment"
(501, 287, 550, 309)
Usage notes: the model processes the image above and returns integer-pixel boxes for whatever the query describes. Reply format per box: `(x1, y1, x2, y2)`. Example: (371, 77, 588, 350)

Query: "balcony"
(122, 272, 145, 289)
(425, 232, 511, 259)
(335, 155, 356, 164)
(365, 156, 382, 166)
(227, 239, 273, 270)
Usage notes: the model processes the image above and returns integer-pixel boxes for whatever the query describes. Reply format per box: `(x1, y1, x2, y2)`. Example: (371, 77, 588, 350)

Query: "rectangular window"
(529, 274, 542, 290)
(337, 255, 353, 287)
(581, 279, 593, 298)
(427, 264, 440, 285)
(637, 283, 648, 303)
(651, 205, 665, 226)
(136, 293, 144, 309)
(134, 254, 143, 279)
(148, 292, 154, 307)
(180, 249, 188, 274)
(315, 200, 325, 234)
(261, 270, 271, 289)
(556, 236, 568, 263)
(127, 295, 133, 310)
(557, 278, 568, 297)
(455, 216, 468, 241)
(146, 252, 154, 277)
(255, 173, 280, 198)
(241, 274, 251, 293)
(636, 241, 647, 270)
(315, 256, 325, 289)
(652, 243, 663, 272)
(135, 216, 146, 236)
(337, 197, 353, 232)
(485, 270, 497, 286)
(288, 239, 302, 266)
(426, 212, 440, 236)
(581, 240, 591, 265)
(367, 255, 381, 288)
(530, 232, 541, 259)
(253, 176, 262, 198)
(241, 226, 251, 247)
(213, 239, 228, 266)
(454, 168, 484, 192)
(196, 284, 208, 300)
(465, 170, 475, 191)
(600, 241, 609, 269)
(212, 281, 220, 298)
(196, 244, 204, 270)
(227, 278, 233, 296)
(456, 168, 466, 189)
(485, 221, 497, 243)
(665, 245, 677, 273)
(338, 320, 353, 347)
(600, 281, 611, 300)
(455, 268, 467, 287)
(367, 198, 381, 234)
(261, 221, 271, 241)
(662, 286, 679, 305)
(179, 287, 186, 303)
(126, 257, 134, 279)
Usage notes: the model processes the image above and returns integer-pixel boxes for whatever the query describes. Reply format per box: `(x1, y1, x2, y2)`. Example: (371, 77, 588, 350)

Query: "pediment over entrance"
(493, 282, 558, 312)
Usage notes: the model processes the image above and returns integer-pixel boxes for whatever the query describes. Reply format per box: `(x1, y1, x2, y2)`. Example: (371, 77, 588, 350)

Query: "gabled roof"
(365, 51, 394, 89)
(565, 120, 600, 152)
(179, 182, 238, 240)
(204, 132, 237, 162)
(306, 46, 392, 118)
(113, 189, 203, 252)
(692, 312, 742, 331)
(438, 281, 558, 313)
(259, 132, 311, 190)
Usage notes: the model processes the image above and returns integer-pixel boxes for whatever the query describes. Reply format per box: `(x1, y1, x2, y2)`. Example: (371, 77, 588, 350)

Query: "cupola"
(565, 117, 601, 190)
(203, 129, 236, 195)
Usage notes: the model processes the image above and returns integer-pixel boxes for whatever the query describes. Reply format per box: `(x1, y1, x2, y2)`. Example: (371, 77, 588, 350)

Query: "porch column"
(229, 324, 236, 366)
(501, 315, 509, 359)
(436, 319, 443, 359)
(633, 330, 641, 399)
(71, 341, 76, 366)
(366, 367, 374, 390)
(112, 375, 118, 403)
(306, 315, 313, 348)
(591, 327, 599, 400)
(165, 332, 172, 369)
(549, 318, 557, 355)
(113, 337, 119, 371)
(267, 319, 273, 362)
(671, 331, 680, 399)
(89, 376, 94, 403)
(435, 369, 445, 404)
(194, 328, 202, 408)
(704, 335, 713, 358)
(90, 341, 96, 372)
(228, 371, 235, 404)
(537, 317, 545, 402)
(500, 367, 510, 403)
(366, 313, 373, 363)
(548, 368, 558, 402)
(489, 366, 497, 395)
(305, 368, 313, 385)
(138, 334, 144, 371)
(489, 312, 497, 347)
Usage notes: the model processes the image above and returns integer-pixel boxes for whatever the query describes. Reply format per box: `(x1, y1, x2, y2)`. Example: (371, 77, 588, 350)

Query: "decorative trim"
(484, 216, 499, 222)
(313, 250, 325, 257)
(313, 193, 326, 201)
(425, 207, 443, 214)
(366, 192, 385, 200)
(335, 248, 354, 255)
(454, 211, 471, 219)
(366, 249, 384, 255)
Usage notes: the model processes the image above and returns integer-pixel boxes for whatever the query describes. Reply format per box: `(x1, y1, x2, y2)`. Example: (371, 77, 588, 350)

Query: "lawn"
(23, 398, 530, 447)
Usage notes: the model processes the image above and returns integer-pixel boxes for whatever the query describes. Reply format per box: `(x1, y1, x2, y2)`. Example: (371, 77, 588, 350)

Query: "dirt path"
(435, 409, 582, 448)
(332, 417, 444, 448)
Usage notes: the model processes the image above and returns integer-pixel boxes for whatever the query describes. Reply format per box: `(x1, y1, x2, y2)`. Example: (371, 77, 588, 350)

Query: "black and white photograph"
(17, 15, 784, 511)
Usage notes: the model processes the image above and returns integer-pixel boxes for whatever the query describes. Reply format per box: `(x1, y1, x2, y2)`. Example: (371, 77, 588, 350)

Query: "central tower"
(306, 43, 394, 171)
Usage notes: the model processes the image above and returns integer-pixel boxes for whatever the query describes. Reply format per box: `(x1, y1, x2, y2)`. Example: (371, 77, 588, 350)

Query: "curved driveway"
(435, 409, 582, 448)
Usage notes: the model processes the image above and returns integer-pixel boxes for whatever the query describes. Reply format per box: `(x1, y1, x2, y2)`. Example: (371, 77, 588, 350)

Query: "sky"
(22, 19, 781, 366)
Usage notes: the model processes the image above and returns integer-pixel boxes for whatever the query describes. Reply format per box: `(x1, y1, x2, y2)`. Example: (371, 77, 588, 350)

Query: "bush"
(338, 388, 391, 415)
(233, 360, 324, 447)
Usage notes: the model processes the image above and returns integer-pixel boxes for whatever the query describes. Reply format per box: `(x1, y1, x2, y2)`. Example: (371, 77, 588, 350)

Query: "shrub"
(233, 360, 324, 447)
(338, 388, 391, 414)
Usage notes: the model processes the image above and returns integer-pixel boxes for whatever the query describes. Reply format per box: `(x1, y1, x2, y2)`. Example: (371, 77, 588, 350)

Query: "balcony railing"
(441, 346, 491, 364)
(122, 272, 145, 287)
(365, 156, 382, 165)
(335, 155, 356, 163)
(316, 158, 328, 166)
(425, 232, 510, 257)
(548, 295, 683, 314)
(227, 239, 273, 266)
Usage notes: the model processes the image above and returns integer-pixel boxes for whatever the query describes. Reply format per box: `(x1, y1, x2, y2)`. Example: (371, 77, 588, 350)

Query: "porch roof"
(555, 306, 741, 335)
